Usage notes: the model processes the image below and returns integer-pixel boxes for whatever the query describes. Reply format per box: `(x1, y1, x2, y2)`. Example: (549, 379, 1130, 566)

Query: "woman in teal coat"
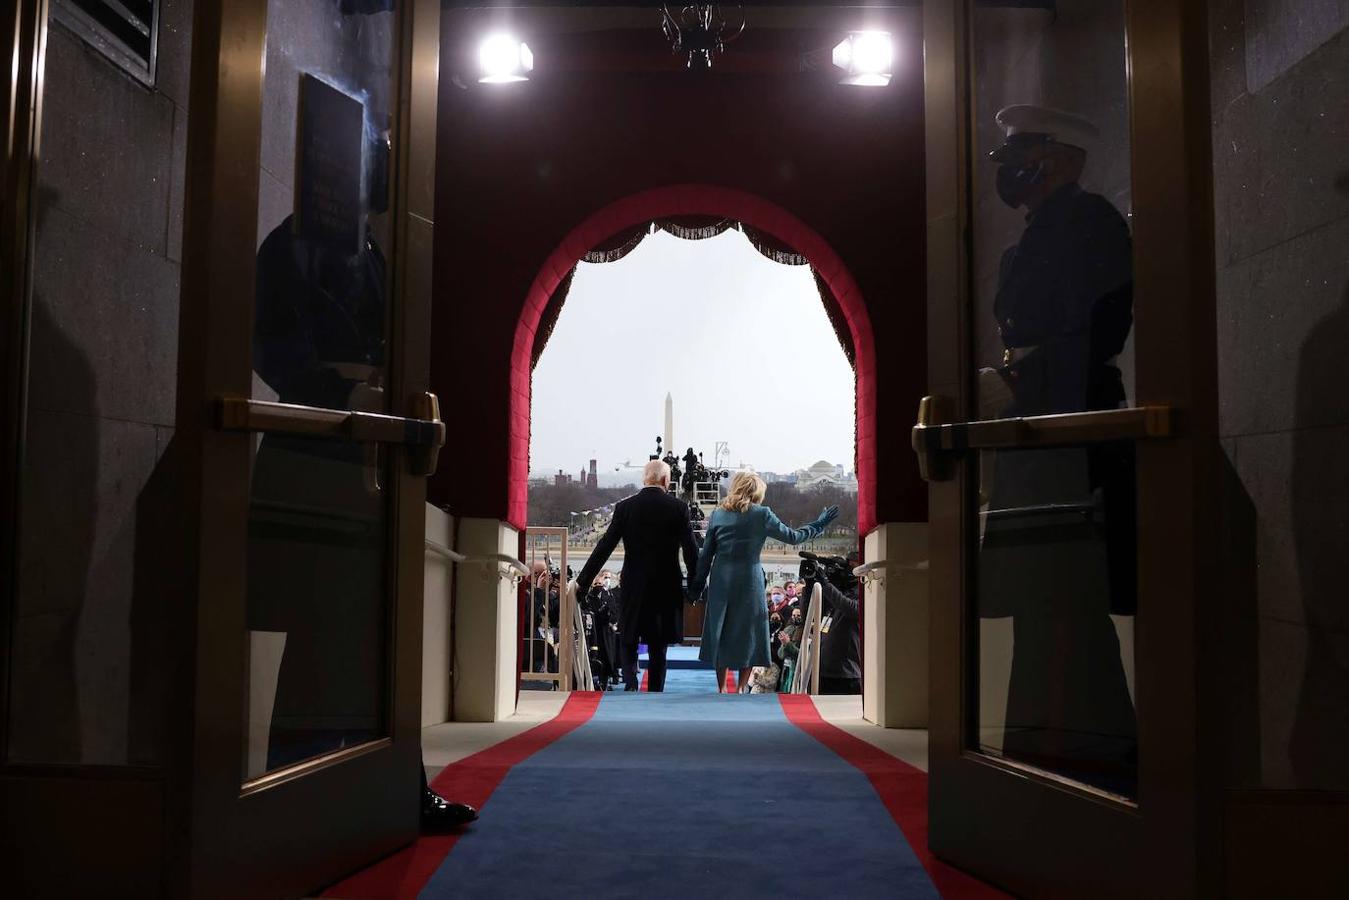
(690, 471, 838, 692)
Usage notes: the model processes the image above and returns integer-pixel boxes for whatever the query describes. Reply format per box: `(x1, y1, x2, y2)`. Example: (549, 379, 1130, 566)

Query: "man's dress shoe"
(421, 787, 477, 832)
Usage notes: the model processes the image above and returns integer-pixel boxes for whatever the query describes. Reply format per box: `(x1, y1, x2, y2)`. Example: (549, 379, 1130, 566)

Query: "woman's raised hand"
(819, 505, 840, 526)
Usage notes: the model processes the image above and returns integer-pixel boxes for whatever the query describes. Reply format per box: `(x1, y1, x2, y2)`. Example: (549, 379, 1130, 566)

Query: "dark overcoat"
(575, 486, 699, 646)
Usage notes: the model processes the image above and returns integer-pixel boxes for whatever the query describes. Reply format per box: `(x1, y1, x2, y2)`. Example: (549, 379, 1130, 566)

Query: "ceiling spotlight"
(832, 31, 894, 87)
(478, 34, 533, 84)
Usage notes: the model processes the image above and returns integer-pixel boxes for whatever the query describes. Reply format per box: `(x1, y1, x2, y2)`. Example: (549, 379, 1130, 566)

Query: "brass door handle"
(911, 396, 1174, 482)
(218, 393, 446, 477)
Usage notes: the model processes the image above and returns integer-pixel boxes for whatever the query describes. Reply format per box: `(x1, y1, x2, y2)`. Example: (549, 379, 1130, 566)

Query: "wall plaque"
(295, 74, 365, 254)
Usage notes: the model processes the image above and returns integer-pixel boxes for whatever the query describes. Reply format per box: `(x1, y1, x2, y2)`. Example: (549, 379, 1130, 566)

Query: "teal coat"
(693, 505, 832, 670)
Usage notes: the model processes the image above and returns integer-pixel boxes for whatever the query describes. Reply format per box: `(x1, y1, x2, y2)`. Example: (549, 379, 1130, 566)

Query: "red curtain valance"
(531, 218, 855, 367)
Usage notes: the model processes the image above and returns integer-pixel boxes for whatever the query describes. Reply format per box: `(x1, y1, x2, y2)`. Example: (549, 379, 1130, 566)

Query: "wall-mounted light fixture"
(832, 31, 894, 87)
(478, 34, 533, 83)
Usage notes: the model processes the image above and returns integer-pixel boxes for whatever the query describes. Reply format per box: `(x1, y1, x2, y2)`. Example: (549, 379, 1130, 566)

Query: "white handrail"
(793, 583, 824, 695)
(852, 559, 929, 585)
(424, 539, 467, 564)
(426, 540, 528, 583)
(479, 553, 530, 578)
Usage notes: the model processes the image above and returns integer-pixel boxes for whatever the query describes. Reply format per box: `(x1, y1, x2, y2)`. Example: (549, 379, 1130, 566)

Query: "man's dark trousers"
(622, 639, 668, 691)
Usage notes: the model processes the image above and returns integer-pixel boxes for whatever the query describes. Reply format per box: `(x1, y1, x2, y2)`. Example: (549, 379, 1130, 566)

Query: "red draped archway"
(510, 184, 877, 534)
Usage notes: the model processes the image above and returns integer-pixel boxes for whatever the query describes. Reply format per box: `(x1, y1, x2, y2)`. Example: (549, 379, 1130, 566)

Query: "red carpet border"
(322, 692, 602, 899)
(777, 695, 1008, 900)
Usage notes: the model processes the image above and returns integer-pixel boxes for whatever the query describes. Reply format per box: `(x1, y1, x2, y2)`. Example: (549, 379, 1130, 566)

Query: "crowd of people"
(567, 567, 860, 696)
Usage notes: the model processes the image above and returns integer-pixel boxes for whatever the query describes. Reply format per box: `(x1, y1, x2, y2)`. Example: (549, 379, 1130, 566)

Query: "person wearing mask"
(979, 104, 1137, 780)
(688, 471, 838, 693)
(529, 562, 561, 673)
(776, 625, 800, 692)
(586, 571, 623, 687)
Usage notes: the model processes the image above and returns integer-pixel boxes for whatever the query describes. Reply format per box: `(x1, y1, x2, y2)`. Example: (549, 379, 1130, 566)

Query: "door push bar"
(910, 395, 1174, 482)
(218, 393, 446, 477)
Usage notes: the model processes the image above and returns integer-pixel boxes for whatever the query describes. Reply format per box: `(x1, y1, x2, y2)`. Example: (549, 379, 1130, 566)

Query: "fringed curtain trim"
(531, 264, 578, 368)
(813, 269, 856, 367)
(740, 222, 810, 266)
(655, 215, 735, 241)
(582, 222, 651, 263)
(532, 219, 852, 369)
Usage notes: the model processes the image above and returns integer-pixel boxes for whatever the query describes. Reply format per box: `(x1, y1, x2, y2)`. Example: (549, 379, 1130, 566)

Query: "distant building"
(554, 469, 575, 487)
(794, 459, 858, 493)
(587, 459, 598, 489)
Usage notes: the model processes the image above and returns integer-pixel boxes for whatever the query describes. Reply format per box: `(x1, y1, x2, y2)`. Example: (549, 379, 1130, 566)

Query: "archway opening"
(513, 185, 877, 694)
(508, 185, 878, 536)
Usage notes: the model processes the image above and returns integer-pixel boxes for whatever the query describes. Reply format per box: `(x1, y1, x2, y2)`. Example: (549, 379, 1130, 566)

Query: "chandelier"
(661, 3, 746, 70)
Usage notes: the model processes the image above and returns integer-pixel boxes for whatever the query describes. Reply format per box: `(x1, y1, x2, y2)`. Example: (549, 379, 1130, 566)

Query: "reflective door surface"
(176, 0, 441, 895)
(923, 0, 1219, 895)
(966, 0, 1138, 800)
(245, 0, 399, 781)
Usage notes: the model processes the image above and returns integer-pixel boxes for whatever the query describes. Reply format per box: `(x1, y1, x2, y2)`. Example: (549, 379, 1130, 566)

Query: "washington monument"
(664, 392, 674, 452)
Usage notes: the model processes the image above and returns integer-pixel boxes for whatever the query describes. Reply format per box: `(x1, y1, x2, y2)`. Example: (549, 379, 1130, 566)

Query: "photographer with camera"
(529, 561, 562, 673)
(798, 552, 862, 695)
(583, 571, 624, 688)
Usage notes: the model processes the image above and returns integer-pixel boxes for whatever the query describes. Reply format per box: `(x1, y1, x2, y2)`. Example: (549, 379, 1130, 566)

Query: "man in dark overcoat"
(574, 460, 699, 692)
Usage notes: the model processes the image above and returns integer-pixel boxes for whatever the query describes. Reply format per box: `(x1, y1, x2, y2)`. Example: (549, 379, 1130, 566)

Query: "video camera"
(798, 550, 858, 593)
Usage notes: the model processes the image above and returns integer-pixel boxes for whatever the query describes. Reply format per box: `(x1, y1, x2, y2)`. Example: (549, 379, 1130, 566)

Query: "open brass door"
(176, 0, 441, 895)
(922, 1, 1218, 896)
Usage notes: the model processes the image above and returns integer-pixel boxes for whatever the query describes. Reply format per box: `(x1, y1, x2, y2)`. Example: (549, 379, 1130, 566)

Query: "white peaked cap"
(994, 104, 1100, 149)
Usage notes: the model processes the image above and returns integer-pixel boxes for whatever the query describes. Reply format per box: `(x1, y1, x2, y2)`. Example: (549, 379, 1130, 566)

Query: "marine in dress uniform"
(978, 105, 1139, 791)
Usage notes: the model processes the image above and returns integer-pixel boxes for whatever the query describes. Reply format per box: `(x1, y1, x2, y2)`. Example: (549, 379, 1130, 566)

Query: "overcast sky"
(530, 228, 856, 479)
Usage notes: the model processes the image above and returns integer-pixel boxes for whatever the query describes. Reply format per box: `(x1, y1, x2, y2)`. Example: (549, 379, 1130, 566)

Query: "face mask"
(602, 578, 612, 589)
(771, 594, 782, 603)
(996, 160, 1047, 209)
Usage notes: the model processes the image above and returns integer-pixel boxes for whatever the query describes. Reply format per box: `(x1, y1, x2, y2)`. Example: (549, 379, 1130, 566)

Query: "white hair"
(643, 459, 671, 487)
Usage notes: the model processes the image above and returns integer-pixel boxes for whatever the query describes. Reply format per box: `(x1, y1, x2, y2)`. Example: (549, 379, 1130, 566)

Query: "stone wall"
(1209, 0, 1349, 791)
(8, 0, 194, 765)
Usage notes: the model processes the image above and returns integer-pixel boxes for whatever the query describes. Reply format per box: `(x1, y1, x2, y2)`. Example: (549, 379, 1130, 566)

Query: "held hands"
(818, 505, 840, 528)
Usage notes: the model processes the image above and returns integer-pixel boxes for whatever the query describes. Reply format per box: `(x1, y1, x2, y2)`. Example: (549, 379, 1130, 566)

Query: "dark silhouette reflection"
(128, 433, 184, 766)
(977, 106, 1138, 795)
(7, 187, 96, 763)
(248, 205, 389, 771)
(1289, 171, 1349, 790)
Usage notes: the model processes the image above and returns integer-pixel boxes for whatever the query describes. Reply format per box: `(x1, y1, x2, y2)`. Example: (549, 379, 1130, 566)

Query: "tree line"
(763, 483, 859, 535)
(527, 479, 859, 534)
(527, 482, 638, 527)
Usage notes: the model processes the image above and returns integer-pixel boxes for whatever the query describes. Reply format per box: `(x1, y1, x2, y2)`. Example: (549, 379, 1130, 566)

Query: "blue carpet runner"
(418, 693, 941, 899)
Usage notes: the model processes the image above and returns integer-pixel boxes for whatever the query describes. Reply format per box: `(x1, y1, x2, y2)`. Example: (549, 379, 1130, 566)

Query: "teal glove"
(818, 505, 840, 527)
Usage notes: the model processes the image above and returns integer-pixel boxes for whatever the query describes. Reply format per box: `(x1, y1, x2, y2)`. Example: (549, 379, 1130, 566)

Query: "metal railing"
(521, 527, 575, 691)
(565, 582, 594, 690)
(791, 582, 824, 695)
